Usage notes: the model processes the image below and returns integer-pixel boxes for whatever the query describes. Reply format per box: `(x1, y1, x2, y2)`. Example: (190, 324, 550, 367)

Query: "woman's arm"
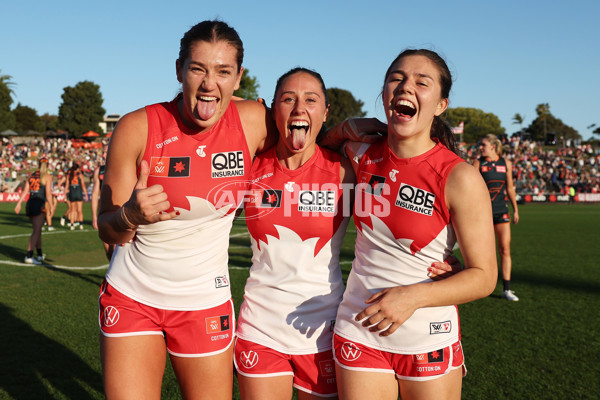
(319, 118, 386, 150)
(79, 171, 88, 198)
(505, 159, 519, 224)
(91, 167, 100, 229)
(97, 108, 177, 244)
(44, 175, 52, 203)
(14, 180, 30, 215)
(356, 163, 497, 336)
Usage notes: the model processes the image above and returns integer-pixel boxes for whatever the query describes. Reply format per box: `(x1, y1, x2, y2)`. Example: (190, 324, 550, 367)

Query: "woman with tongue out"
(332, 49, 498, 399)
(234, 67, 354, 399)
(96, 20, 277, 399)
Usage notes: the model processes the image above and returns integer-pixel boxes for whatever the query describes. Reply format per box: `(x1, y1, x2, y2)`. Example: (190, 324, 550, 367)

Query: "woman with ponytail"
(333, 49, 497, 399)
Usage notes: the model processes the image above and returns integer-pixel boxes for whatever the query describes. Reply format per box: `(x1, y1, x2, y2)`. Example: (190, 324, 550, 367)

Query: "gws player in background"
(333, 49, 497, 400)
(14, 157, 52, 264)
(97, 20, 276, 399)
(65, 163, 87, 230)
(473, 134, 520, 301)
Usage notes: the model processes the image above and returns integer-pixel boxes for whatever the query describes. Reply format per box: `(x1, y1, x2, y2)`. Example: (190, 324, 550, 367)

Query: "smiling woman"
(234, 67, 355, 399)
(333, 49, 498, 400)
(95, 20, 277, 399)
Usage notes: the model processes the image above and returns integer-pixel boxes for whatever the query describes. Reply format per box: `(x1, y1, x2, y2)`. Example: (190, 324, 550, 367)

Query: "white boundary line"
(0, 259, 109, 270)
(1, 230, 356, 271)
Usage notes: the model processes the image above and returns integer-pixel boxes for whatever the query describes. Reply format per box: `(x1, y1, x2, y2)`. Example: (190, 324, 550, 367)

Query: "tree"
(324, 88, 366, 129)
(58, 80, 106, 137)
(0, 70, 17, 131)
(234, 69, 259, 100)
(512, 113, 525, 134)
(13, 103, 43, 133)
(442, 107, 505, 143)
(39, 113, 59, 132)
(525, 103, 580, 142)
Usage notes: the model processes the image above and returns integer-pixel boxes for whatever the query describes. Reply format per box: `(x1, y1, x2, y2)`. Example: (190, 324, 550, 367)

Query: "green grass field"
(0, 202, 599, 399)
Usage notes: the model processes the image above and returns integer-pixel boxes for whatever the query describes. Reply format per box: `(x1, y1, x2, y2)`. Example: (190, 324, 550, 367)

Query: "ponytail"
(432, 116, 460, 156)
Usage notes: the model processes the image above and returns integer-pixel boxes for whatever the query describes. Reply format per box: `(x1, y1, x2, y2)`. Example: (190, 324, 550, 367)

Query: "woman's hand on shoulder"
(319, 118, 386, 150)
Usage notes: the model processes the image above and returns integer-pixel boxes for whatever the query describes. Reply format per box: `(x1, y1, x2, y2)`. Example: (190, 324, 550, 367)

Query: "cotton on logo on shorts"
(103, 306, 120, 327)
(341, 342, 362, 361)
(319, 360, 336, 377)
(239, 350, 259, 368)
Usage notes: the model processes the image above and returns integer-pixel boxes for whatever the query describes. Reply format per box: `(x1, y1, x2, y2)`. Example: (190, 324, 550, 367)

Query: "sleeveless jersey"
(28, 171, 46, 203)
(335, 141, 464, 354)
(236, 146, 349, 354)
(106, 98, 251, 310)
(478, 156, 509, 214)
(69, 173, 84, 200)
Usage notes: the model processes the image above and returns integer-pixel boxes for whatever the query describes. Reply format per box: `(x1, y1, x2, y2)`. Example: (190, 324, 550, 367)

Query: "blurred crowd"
(2, 135, 600, 196)
(1, 136, 106, 196)
(462, 136, 600, 195)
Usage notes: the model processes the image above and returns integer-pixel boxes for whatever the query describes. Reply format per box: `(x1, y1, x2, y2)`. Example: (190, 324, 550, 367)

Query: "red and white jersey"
(236, 146, 349, 354)
(106, 98, 251, 310)
(335, 141, 464, 354)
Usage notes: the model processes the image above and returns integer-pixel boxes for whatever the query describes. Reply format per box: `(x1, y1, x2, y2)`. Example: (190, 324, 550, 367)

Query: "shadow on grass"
(514, 270, 600, 295)
(42, 263, 106, 287)
(0, 302, 103, 399)
(0, 240, 24, 261)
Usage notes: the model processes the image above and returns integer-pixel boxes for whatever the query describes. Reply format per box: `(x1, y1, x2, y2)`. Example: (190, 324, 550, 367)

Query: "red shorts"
(333, 334, 465, 381)
(98, 280, 234, 357)
(234, 337, 337, 397)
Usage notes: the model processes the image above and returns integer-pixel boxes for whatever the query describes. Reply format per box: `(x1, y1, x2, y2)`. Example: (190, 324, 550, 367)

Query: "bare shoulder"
(108, 108, 148, 161)
(446, 162, 489, 206)
(236, 100, 275, 155)
(113, 108, 147, 136)
(447, 162, 486, 193)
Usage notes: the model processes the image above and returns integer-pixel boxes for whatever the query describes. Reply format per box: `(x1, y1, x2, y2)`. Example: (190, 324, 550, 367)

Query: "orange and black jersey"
(477, 156, 509, 214)
(28, 171, 47, 202)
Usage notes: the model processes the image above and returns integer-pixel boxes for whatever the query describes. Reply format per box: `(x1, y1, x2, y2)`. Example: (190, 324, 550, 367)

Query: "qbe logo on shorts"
(211, 151, 245, 178)
(395, 183, 435, 216)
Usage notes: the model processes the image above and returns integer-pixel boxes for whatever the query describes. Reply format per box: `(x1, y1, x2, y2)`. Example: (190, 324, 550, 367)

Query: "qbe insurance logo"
(395, 183, 435, 216)
(298, 190, 336, 213)
(211, 151, 245, 178)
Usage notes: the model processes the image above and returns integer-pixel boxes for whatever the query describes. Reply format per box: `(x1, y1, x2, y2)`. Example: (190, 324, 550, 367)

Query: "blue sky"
(2, 0, 599, 140)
